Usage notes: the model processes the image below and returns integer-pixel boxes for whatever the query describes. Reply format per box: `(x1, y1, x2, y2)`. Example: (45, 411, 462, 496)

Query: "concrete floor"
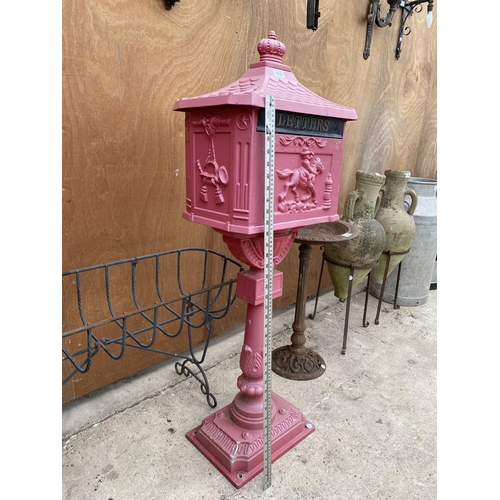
(62, 285, 437, 499)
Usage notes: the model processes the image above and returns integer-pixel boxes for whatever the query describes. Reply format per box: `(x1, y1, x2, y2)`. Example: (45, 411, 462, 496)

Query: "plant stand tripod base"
(186, 392, 315, 489)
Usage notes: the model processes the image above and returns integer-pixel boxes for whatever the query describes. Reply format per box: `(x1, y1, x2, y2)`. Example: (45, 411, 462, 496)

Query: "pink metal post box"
(173, 31, 358, 489)
(174, 31, 357, 235)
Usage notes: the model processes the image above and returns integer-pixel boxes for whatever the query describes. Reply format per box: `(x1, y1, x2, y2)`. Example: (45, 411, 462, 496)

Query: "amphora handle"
(404, 188, 418, 216)
(343, 189, 363, 221)
(375, 187, 384, 216)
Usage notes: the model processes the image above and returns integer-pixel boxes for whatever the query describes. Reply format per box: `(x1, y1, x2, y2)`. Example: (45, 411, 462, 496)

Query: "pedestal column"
(186, 233, 314, 489)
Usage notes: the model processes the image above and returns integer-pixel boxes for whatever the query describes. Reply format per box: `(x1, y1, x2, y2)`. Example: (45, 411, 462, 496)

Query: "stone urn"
(370, 169, 418, 284)
(324, 170, 387, 299)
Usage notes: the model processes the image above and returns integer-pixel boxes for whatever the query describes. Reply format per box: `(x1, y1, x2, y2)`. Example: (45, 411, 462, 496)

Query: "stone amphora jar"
(324, 170, 386, 299)
(370, 177, 437, 306)
(370, 169, 418, 284)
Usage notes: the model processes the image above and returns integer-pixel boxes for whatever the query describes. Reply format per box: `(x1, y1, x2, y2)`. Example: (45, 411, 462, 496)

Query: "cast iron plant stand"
(272, 221, 357, 378)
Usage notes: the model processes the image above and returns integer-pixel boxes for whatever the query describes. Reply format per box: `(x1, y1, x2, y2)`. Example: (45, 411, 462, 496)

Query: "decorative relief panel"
(236, 112, 251, 131)
(233, 141, 250, 220)
(276, 147, 324, 213)
(275, 135, 335, 214)
(239, 232, 297, 268)
(192, 115, 231, 205)
(237, 344, 264, 396)
(279, 135, 327, 148)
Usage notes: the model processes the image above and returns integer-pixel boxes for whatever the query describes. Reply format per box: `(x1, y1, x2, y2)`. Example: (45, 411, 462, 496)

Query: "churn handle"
(343, 189, 363, 221)
(404, 188, 418, 216)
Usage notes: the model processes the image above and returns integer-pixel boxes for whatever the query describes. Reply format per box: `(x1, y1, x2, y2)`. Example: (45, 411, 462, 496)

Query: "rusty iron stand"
(308, 248, 410, 354)
(309, 252, 376, 355)
(372, 249, 410, 325)
(271, 222, 357, 380)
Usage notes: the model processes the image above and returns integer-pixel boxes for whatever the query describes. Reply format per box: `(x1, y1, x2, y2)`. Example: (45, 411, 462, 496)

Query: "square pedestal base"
(186, 392, 315, 489)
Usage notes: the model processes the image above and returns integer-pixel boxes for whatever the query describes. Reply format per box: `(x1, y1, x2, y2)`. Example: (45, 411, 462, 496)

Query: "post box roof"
(174, 31, 357, 121)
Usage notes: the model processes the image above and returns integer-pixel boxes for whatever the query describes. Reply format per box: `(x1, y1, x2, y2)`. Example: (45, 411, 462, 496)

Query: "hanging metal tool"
(307, 0, 321, 30)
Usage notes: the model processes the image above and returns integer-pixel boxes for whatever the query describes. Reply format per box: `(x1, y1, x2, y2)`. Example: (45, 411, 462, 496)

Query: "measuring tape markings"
(263, 94, 275, 491)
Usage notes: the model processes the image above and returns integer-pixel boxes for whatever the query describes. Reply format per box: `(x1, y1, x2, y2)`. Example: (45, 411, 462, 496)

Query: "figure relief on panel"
(193, 115, 231, 205)
(276, 146, 326, 214)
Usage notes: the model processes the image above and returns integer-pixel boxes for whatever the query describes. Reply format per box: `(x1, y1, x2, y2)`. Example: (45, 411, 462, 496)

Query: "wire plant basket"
(62, 248, 243, 407)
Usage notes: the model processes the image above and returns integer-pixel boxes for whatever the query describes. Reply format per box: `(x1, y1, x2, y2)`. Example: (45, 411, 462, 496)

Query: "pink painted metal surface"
(236, 269, 283, 306)
(186, 270, 314, 489)
(173, 32, 357, 119)
(174, 31, 358, 235)
(174, 30, 358, 489)
(186, 391, 314, 489)
(217, 228, 297, 269)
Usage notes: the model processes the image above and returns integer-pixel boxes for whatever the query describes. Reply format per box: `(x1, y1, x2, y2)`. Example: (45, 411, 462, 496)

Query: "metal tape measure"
(263, 94, 275, 490)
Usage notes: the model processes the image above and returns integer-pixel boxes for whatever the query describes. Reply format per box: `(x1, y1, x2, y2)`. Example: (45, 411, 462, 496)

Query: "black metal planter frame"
(62, 248, 243, 408)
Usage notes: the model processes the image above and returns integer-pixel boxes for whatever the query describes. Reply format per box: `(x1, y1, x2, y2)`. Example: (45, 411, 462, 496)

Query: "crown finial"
(257, 31, 286, 64)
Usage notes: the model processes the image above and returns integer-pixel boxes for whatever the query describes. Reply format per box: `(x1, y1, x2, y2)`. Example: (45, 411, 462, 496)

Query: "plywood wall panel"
(63, 0, 437, 402)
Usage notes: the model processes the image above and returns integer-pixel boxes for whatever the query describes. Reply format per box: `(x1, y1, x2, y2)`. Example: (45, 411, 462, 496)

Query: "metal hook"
(165, 0, 180, 10)
(307, 0, 321, 31)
